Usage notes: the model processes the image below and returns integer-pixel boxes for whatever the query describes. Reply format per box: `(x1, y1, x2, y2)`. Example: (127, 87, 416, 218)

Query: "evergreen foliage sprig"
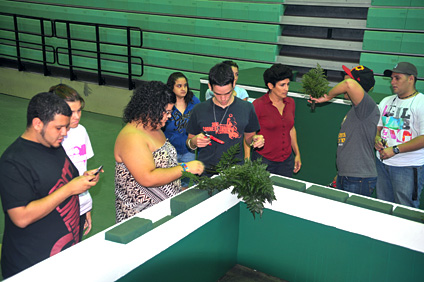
(182, 143, 276, 218)
(302, 63, 329, 112)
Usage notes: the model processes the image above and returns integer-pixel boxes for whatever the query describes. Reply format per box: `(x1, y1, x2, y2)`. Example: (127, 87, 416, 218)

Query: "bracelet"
(187, 138, 197, 150)
(181, 163, 188, 172)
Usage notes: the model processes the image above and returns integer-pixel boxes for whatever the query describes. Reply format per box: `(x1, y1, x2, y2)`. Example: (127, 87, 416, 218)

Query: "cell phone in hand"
(94, 165, 103, 176)
(381, 139, 387, 147)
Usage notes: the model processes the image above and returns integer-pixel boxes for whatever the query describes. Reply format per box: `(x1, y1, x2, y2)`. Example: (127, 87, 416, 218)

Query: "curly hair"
(123, 81, 176, 129)
(166, 72, 194, 105)
(27, 92, 71, 127)
(49, 84, 85, 109)
(263, 64, 293, 89)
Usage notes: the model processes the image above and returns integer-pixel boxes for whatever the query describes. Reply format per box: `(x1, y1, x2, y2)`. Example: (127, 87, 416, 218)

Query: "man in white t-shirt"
(375, 62, 424, 208)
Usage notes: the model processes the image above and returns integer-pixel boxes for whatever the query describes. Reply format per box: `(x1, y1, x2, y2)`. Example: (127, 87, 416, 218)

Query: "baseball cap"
(384, 62, 418, 78)
(342, 65, 375, 92)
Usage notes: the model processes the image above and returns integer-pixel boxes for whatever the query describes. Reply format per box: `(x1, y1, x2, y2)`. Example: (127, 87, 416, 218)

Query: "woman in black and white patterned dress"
(114, 81, 204, 223)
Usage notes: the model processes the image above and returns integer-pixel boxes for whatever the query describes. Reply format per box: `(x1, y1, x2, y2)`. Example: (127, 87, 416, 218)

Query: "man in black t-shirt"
(0, 92, 101, 278)
(186, 63, 265, 173)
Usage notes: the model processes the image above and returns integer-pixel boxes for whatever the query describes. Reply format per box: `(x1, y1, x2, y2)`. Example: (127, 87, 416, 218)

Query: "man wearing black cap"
(374, 62, 424, 208)
(309, 65, 380, 196)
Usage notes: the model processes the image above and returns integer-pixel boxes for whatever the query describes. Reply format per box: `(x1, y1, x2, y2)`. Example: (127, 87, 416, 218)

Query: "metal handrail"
(0, 12, 144, 90)
(54, 19, 143, 89)
(0, 12, 54, 73)
(56, 47, 143, 78)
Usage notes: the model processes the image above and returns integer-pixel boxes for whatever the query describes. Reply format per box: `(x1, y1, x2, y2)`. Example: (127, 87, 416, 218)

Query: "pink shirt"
(253, 93, 295, 162)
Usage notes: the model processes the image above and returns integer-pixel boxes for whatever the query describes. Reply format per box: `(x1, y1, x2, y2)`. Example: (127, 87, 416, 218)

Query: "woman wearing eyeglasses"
(114, 81, 204, 223)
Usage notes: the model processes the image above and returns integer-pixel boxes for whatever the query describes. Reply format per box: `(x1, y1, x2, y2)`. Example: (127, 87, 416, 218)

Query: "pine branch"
(182, 144, 276, 218)
(302, 63, 329, 98)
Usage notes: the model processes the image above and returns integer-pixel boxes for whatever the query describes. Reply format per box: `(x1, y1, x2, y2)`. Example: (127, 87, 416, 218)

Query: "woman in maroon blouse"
(252, 64, 301, 177)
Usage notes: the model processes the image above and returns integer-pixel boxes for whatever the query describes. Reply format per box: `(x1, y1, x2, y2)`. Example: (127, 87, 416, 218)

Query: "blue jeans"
(336, 175, 377, 197)
(376, 159, 424, 208)
(178, 151, 196, 188)
(251, 151, 294, 178)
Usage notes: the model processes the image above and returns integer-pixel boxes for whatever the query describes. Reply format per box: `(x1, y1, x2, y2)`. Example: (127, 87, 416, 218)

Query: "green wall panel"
(405, 9, 424, 30)
(410, 0, 424, 7)
(222, 2, 250, 21)
(1, 0, 280, 88)
(397, 55, 424, 78)
(417, 80, 424, 93)
(245, 43, 278, 62)
(0, 15, 53, 36)
(373, 76, 394, 97)
(140, 49, 171, 67)
(360, 53, 399, 75)
(221, 1, 283, 22)
(194, 19, 221, 37)
(362, 31, 403, 53)
(0, 44, 54, 63)
(118, 205, 240, 282)
(141, 66, 203, 90)
(290, 96, 346, 185)
(401, 33, 424, 54)
(168, 52, 195, 71)
(149, 0, 176, 14)
(237, 203, 424, 282)
(172, 0, 197, 16)
(371, 0, 411, 5)
(1, 0, 280, 42)
(194, 37, 221, 56)
(196, 1, 223, 18)
(143, 33, 197, 53)
(367, 8, 407, 29)
(24, 0, 284, 21)
(193, 56, 222, 73)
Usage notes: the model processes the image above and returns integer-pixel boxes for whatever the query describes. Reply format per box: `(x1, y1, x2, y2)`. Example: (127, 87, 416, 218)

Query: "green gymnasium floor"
(0, 93, 121, 242)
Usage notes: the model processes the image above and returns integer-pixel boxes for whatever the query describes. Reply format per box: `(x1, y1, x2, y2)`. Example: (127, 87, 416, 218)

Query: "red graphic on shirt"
(48, 158, 80, 256)
(203, 114, 240, 139)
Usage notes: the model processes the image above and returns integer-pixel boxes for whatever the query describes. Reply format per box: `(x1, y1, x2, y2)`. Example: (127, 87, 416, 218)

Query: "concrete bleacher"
(362, 31, 424, 55)
(0, 0, 283, 94)
(277, 0, 370, 84)
(367, 7, 424, 30)
(371, 0, 424, 6)
(27, 0, 284, 23)
(360, 53, 424, 78)
(1, 0, 423, 98)
(361, 3, 424, 98)
(278, 0, 423, 98)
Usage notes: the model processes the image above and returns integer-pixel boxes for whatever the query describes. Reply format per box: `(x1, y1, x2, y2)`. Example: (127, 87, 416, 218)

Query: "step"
(283, 0, 371, 7)
(276, 55, 358, 71)
(280, 15, 367, 29)
(278, 36, 363, 51)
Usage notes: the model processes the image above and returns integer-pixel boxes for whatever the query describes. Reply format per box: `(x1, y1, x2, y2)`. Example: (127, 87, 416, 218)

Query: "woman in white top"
(49, 84, 94, 240)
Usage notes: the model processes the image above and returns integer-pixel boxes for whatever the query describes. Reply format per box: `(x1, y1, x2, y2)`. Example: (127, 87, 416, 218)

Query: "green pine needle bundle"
(302, 63, 329, 112)
(182, 143, 275, 218)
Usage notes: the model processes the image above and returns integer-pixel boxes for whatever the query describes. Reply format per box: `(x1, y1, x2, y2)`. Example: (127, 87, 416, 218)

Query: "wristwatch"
(392, 145, 400, 154)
